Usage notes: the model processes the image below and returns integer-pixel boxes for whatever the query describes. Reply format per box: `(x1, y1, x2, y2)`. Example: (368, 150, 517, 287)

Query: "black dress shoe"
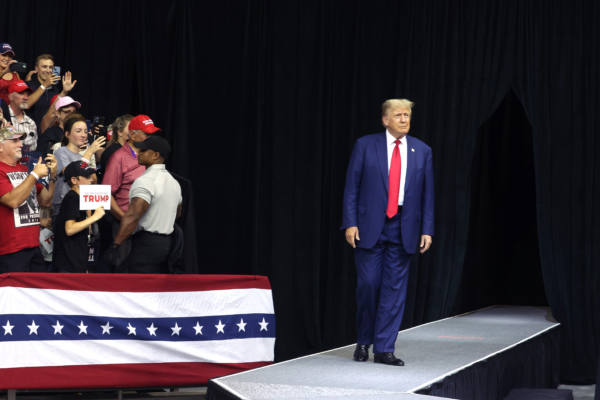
(374, 352, 404, 366)
(353, 344, 370, 362)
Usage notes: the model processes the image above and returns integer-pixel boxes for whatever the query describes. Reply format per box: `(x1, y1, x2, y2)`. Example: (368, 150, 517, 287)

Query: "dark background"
(2, 0, 598, 383)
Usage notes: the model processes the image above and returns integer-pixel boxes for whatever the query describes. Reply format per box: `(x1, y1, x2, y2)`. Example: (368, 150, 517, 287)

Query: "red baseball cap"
(128, 115, 161, 134)
(8, 80, 33, 95)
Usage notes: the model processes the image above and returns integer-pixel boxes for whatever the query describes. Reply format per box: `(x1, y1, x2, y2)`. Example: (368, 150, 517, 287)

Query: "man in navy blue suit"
(342, 99, 434, 366)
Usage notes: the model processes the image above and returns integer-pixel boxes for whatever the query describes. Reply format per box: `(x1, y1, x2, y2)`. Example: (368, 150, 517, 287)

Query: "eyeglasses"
(60, 109, 74, 115)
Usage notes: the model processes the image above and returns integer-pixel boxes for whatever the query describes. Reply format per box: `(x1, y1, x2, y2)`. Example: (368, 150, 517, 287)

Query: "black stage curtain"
(455, 90, 548, 313)
(2, 0, 598, 383)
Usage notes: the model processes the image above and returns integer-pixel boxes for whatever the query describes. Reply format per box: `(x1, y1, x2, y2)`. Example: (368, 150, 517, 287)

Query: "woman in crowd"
(0, 43, 20, 103)
(52, 116, 105, 230)
(96, 114, 133, 179)
(0, 43, 52, 106)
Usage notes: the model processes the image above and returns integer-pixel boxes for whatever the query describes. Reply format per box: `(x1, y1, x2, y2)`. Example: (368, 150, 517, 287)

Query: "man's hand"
(32, 157, 50, 179)
(93, 125, 104, 136)
(40, 218, 52, 230)
(62, 72, 77, 93)
(345, 226, 360, 248)
(25, 70, 36, 81)
(45, 154, 57, 178)
(42, 73, 60, 88)
(420, 235, 432, 253)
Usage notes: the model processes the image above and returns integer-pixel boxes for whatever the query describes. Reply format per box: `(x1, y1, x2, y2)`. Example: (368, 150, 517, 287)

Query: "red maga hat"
(128, 115, 161, 134)
(8, 81, 33, 95)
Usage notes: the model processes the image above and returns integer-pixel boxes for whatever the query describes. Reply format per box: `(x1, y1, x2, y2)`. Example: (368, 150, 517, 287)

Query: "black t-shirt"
(96, 142, 122, 184)
(37, 126, 64, 156)
(26, 78, 62, 135)
(53, 190, 89, 272)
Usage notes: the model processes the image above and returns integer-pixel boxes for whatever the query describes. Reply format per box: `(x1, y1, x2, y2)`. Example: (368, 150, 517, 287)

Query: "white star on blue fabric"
(52, 320, 64, 335)
(193, 322, 203, 335)
(237, 318, 247, 332)
(171, 323, 182, 336)
(27, 320, 39, 335)
(215, 320, 225, 334)
(147, 323, 158, 336)
(127, 323, 137, 335)
(78, 321, 88, 335)
(3, 320, 14, 335)
(101, 322, 113, 335)
(259, 318, 269, 331)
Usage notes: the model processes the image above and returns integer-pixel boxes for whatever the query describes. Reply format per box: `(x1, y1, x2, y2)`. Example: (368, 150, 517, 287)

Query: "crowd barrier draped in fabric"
(0, 273, 275, 389)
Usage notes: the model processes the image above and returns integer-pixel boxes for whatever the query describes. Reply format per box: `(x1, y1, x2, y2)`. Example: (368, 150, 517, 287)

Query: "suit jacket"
(341, 132, 434, 254)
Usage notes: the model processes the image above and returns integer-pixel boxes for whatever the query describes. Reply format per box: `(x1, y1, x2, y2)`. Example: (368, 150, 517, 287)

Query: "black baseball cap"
(60, 160, 96, 182)
(134, 136, 171, 158)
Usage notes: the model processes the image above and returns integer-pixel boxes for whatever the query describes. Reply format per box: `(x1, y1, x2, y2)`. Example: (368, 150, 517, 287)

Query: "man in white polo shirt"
(109, 136, 182, 274)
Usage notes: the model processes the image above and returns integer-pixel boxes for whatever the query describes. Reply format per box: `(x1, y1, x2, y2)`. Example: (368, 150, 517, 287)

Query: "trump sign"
(79, 185, 111, 210)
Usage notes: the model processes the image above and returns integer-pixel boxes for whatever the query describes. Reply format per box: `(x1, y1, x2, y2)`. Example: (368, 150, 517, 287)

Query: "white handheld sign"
(79, 185, 111, 211)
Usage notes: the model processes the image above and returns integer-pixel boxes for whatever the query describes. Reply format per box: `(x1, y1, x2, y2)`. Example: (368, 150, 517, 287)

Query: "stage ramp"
(207, 306, 560, 400)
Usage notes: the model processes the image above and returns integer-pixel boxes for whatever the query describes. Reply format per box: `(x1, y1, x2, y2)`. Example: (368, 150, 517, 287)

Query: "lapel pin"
(411, 148, 415, 152)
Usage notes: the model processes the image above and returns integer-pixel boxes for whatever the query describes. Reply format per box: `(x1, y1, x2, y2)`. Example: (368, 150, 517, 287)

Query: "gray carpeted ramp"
(209, 306, 559, 399)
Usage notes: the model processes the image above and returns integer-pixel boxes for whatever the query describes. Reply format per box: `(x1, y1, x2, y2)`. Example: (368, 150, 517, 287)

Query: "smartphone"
(9, 62, 27, 73)
(92, 116, 105, 127)
(52, 66, 61, 76)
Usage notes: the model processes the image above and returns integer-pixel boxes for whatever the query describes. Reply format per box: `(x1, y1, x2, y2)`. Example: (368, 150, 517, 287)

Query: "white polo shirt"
(129, 164, 182, 235)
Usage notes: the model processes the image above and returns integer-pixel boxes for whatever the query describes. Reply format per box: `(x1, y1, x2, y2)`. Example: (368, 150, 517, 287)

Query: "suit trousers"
(355, 212, 412, 353)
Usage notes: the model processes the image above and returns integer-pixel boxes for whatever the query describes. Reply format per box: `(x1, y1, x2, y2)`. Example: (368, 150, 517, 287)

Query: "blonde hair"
(381, 99, 414, 117)
(107, 114, 134, 147)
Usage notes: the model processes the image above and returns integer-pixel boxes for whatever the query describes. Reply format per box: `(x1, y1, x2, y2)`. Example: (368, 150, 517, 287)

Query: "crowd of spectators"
(0, 43, 183, 274)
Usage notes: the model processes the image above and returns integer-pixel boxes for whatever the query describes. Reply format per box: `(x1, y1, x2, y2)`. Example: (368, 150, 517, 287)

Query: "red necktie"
(386, 139, 401, 218)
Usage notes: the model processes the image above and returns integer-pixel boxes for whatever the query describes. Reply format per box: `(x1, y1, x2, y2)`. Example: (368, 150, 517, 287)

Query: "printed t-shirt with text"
(0, 161, 43, 255)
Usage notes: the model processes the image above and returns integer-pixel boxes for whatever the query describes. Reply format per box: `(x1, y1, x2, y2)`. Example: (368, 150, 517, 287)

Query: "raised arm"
(27, 74, 60, 108)
(65, 206, 105, 236)
(0, 158, 49, 209)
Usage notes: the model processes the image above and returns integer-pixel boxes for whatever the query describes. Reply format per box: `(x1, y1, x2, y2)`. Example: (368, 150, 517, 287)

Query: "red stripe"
(0, 361, 272, 390)
(0, 273, 271, 292)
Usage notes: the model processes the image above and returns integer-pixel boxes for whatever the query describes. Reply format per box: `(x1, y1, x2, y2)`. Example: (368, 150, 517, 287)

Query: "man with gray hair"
(0, 127, 57, 272)
(1, 81, 37, 152)
(342, 99, 434, 366)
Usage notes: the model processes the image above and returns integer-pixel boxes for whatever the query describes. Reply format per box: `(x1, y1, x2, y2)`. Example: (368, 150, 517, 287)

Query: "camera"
(9, 62, 27, 73)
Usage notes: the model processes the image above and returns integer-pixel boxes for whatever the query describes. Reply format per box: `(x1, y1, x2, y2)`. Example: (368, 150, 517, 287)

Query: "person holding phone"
(0, 43, 20, 104)
(0, 127, 57, 272)
(51, 116, 105, 231)
(25, 55, 77, 133)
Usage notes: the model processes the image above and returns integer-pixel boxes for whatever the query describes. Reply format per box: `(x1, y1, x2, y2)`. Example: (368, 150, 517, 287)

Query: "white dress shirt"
(386, 130, 407, 206)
